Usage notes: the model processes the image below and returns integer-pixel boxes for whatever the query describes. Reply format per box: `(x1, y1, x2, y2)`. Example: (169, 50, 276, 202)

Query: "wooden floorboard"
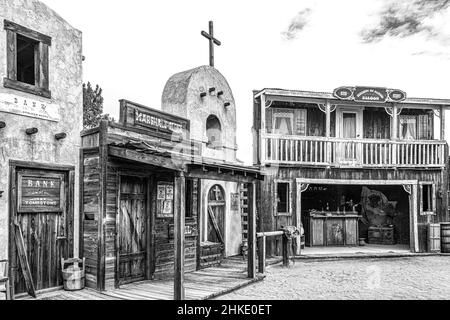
(20, 256, 266, 300)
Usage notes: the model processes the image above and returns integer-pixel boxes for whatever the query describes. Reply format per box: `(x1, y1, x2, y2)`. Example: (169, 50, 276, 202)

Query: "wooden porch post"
(325, 100, 331, 138)
(247, 181, 256, 279)
(260, 94, 266, 166)
(174, 171, 186, 300)
(440, 106, 445, 141)
(392, 104, 399, 165)
(325, 101, 331, 164)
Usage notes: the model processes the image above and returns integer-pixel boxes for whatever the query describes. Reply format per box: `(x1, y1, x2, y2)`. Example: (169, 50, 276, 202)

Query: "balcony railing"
(264, 134, 447, 167)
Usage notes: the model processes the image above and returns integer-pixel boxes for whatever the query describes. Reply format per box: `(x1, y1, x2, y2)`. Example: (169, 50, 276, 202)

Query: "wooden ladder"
(240, 183, 249, 253)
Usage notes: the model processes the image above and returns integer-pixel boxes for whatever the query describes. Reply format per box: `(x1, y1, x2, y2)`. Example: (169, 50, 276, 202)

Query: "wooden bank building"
(80, 65, 262, 299)
(253, 87, 450, 255)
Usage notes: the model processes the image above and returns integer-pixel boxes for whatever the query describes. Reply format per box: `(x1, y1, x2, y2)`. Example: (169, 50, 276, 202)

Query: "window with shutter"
(3, 20, 51, 98)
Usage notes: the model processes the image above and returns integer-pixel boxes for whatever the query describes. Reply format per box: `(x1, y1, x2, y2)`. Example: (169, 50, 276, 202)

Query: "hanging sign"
(18, 174, 64, 213)
(333, 87, 407, 103)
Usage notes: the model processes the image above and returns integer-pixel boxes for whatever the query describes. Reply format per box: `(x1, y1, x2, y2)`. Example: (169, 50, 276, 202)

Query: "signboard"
(157, 182, 174, 218)
(18, 174, 64, 213)
(135, 109, 183, 135)
(333, 87, 406, 103)
(0, 93, 60, 122)
(119, 99, 189, 140)
(354, 87, 388, 103)
(168, 223, 198, 239)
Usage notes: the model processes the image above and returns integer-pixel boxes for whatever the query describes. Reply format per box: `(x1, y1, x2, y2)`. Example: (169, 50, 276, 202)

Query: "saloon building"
(253, 87, 450, 255)
(0, 0, 83, 297)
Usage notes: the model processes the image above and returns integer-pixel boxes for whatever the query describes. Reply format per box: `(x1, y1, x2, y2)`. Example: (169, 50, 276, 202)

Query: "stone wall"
(0, 0, 83, 259)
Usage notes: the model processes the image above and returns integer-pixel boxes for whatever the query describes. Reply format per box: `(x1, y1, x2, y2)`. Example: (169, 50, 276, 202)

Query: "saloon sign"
(333, 87, 407, 103)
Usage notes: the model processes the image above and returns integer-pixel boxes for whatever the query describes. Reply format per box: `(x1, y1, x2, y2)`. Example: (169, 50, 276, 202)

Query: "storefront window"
(276, 182, 290, 215)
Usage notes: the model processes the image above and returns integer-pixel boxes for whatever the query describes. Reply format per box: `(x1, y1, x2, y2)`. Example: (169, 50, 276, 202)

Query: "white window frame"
(419, 182, 436, 216)
(274, 179, 293, 217)
(272, 109, 294, 136)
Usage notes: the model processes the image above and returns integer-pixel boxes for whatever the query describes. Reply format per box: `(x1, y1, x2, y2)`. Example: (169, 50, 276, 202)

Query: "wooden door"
(207, 185, 225, 244)
(118, 176, 147, 285)
(11, 168, 71, 295)
(337, 107, 363, 164)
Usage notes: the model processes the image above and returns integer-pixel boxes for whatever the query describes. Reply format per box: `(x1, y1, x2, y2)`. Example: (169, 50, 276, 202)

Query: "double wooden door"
(118, 176, 148, 285)
(11, 167, 73, 295)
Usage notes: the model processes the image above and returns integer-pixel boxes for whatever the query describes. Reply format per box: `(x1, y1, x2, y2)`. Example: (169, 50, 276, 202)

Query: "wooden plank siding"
(81, 122, 201, 291)
(258, 167, 448, 255)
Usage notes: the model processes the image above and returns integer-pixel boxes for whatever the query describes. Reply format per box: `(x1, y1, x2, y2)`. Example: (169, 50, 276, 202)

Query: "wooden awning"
(108, 140, 264, 183)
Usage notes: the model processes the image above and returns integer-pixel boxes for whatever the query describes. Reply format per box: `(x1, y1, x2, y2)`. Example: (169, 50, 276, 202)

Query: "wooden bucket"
(61, 258, 85, 291)
(441, 223, 450, 253)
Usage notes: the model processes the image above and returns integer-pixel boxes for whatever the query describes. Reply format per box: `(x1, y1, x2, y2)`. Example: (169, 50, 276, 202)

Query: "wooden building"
(253, 87, 450, 255)
(0, 0, 83, 298)
(80, 98, 261, 299)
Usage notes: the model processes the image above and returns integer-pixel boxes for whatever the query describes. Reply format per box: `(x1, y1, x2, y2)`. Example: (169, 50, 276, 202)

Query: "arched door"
(207, 185, 225, 244)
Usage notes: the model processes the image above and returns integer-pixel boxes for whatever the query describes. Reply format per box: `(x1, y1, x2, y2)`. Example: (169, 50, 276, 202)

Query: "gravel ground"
(215, 256, 450, 300)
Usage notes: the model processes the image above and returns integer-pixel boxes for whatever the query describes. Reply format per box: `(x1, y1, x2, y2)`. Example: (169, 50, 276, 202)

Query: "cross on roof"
(201, 21, 221, 67)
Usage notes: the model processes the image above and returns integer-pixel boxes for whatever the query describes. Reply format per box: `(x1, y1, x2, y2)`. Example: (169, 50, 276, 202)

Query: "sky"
(41, 0, 450, 164)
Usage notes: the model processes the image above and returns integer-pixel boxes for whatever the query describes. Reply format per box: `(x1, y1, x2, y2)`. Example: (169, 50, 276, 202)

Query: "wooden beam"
(196, 178, 202, 270)
(185, 169, 258, 183)
(295, 182, 302, 256)
(108, 146, 183, 171)
(258, 236, 266, 274)
(98, 120, 108, 291)
(174, 172, 186, 300)
(296, 178, 418, 186)
(247, 182, 256, 279)
(260, 94, 267, 165)
(4, 20, 52, 45)
(14, 220, 36, 298)
(411, 183, 419, 253)
(441, 105, 445, 140)
(325, 100, 331, 138)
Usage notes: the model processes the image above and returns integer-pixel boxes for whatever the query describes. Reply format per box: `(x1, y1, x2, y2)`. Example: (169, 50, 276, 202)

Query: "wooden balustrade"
(264, 134, 446, 167)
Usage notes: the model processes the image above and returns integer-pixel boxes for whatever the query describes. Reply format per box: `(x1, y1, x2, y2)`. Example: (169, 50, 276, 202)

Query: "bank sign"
(0, 93, 60, 122)
(18, 175, 63, 213)
(333, 87, 407, 103)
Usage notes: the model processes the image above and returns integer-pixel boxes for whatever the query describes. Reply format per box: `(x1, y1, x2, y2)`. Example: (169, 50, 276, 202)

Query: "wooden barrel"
(441, 223, 450, 253)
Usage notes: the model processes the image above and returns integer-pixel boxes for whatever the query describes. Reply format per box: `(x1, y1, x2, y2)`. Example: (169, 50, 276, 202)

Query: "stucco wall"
(162, 66, 238, 162)
(0, 0, 83, 259)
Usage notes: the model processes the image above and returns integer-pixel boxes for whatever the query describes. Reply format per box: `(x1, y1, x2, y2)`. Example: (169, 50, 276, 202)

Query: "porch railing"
(264, 134, 447, 167)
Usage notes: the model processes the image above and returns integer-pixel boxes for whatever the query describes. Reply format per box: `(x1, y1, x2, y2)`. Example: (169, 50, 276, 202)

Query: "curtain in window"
(343, 114, 356, 138)
(274, 116, 293, 135)
(399, 116, 417, 140)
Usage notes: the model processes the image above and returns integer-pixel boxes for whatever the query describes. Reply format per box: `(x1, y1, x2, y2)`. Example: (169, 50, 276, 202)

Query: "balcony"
(263, 134, 447, 168)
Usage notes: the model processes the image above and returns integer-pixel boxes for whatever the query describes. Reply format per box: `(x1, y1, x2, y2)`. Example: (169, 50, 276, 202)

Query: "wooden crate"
(368, 227, 395, 245)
